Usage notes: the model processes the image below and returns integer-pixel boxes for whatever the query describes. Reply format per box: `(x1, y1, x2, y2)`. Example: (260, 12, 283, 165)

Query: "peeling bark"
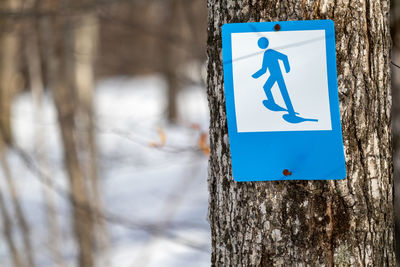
(207, 0, 394, 266)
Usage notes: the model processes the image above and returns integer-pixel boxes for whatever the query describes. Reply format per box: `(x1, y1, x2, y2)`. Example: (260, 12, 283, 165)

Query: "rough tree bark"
(207, 1, 394, 266)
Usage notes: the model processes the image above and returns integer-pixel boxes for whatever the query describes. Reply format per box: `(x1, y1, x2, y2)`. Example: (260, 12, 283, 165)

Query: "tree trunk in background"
(0, 3, 36, 266)
(40, 1, 95, 266)
(24, 1, 65, 266)
(207, 1, 394, 266)
(163, 0, 180, 123)
(0, 0, 22, 144)
(72, 8, 110, 264)
(73, 8, 99, 210)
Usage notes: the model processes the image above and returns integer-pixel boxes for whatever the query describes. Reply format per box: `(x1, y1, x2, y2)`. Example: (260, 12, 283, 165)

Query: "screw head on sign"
(274, 24, 281, 31)
(283, 169, 292, 176)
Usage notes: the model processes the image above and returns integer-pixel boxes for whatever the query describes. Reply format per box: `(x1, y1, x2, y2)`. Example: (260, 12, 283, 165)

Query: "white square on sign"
(231, 30, 332, 132)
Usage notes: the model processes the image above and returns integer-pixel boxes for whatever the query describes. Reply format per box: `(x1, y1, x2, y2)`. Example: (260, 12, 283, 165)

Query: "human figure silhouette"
(252, 37, 318, 123)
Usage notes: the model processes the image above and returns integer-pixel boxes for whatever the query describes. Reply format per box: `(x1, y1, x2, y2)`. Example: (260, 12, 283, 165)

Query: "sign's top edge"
(222, 19, 334, 33)
(222, 19, 334, 26)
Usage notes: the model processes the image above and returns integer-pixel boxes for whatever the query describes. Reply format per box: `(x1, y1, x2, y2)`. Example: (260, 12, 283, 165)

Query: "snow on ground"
(6, 75, 210, 267)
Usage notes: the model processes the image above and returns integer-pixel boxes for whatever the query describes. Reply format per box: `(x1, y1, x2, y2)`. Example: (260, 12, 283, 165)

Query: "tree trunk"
(163, 0, 181, 123)
(71, 8, 110, 265)
(0, 0, 22, 145)
(24, 3, 65, 266)
(40, 1, 95, 266)
(207, 1, 394, 266)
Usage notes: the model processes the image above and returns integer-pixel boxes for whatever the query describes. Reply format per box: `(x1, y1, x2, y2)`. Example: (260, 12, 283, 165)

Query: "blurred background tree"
(0, 0, 209, 267)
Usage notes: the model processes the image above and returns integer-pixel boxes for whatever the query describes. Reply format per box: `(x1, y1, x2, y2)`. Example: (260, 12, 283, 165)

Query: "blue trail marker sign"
(222, 20, 346, 181)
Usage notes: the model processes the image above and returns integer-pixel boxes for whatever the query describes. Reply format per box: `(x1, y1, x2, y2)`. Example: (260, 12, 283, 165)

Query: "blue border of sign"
(222, 20, 346, 181)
